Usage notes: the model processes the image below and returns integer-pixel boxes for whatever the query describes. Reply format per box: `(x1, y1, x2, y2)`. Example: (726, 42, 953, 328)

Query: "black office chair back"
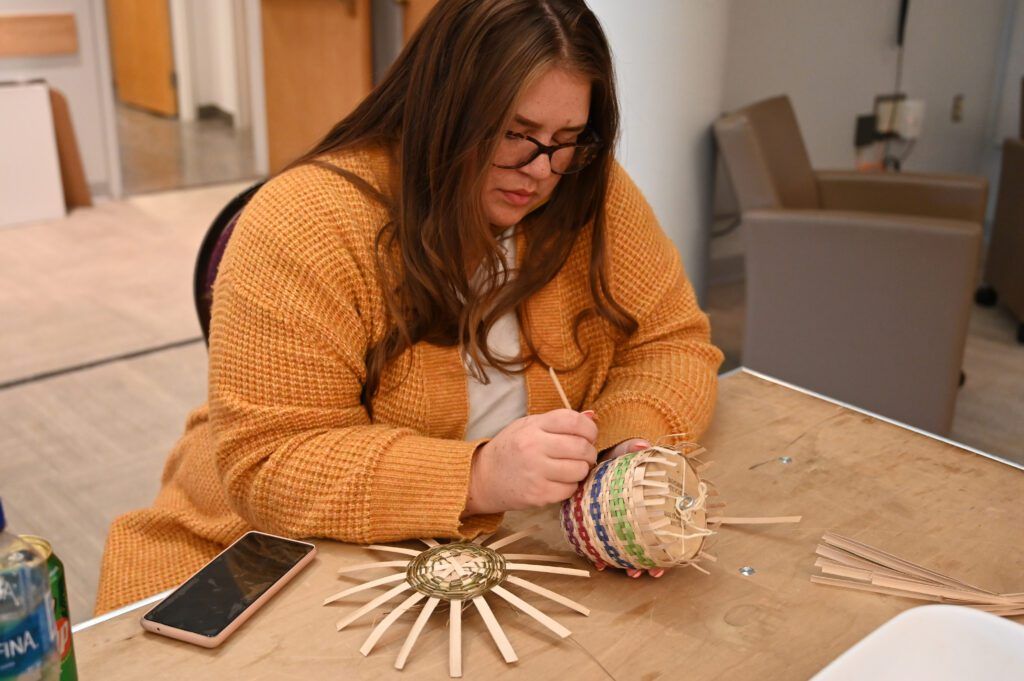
(193, 181, 265, 345)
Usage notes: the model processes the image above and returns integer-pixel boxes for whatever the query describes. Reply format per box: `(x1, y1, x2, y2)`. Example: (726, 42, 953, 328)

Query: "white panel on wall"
(188, 0, 240, 118)
(0, 83, 66, 226)
(588, 0, 731, 302)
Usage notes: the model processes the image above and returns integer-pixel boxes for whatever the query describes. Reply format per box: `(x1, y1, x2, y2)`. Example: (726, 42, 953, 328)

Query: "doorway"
(104, 0, 259, 195)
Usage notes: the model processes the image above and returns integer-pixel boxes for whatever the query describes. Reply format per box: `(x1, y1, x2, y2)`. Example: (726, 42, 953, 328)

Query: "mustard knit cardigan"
(95, 148, 723, 614)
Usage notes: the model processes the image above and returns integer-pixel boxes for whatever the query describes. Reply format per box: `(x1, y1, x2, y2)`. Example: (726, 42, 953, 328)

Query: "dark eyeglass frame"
(492, 129, 602, 175)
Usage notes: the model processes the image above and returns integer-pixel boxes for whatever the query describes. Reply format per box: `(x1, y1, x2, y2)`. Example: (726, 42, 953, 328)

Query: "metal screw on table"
(778, 456, 793, 464)
(739, 566, 756, 576)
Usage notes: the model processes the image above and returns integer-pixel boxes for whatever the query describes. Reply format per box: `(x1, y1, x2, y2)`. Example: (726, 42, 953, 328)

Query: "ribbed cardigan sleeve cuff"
(367, 435, 503, 540)
(593, 401, 675, 454)
(457, 512, 505, 539)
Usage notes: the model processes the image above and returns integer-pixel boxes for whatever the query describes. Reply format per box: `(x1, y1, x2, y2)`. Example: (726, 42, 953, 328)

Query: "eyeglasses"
(492, 130, 601, 175)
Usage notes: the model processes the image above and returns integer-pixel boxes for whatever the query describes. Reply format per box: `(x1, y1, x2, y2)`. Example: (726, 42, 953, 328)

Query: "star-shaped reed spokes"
(323, 527, 591, 677)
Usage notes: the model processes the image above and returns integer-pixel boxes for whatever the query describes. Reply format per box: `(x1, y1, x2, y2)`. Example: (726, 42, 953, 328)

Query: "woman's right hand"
(463, 409, 598, 515)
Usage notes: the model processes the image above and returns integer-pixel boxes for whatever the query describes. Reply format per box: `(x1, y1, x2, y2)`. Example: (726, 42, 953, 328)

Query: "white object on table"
(811, 605, 1024, 681)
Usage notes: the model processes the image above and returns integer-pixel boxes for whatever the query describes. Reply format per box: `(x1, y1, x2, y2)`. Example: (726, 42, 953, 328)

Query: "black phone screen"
(143, 532, 314, 638)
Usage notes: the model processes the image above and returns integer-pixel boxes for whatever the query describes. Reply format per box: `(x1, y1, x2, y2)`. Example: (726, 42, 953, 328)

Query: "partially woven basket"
(560, 444, 714, 570)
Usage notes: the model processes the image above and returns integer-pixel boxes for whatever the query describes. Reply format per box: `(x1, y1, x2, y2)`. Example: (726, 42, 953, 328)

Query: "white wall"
(590, 0, 732, 302)
(169, 0, 196, 123)
(0, 0, 119, 196)
(723, 0, 1006, 175)
(187, 0, 242, 121)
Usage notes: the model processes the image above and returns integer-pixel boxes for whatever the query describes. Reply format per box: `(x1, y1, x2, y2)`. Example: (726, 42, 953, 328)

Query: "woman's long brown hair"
(288, 0, 637, 413)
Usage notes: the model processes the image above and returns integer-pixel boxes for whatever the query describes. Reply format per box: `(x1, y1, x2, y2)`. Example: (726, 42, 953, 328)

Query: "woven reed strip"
(597, 453, 639, 567)
(574, 465, 610, 566)
(639, 455, 682, 566)
(568, 483, 603, 565)
(618, 454, 659, 568)
(559, 498, 586, 560)
(585, 456, 625, 567)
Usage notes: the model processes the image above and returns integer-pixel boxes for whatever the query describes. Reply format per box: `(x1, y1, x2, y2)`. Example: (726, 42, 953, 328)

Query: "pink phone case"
(139, 531, 317, 648)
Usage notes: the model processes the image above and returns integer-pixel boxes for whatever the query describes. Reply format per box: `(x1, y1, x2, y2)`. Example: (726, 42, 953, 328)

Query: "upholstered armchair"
(976, 77, 1024, 344)
(713, 95, 987, 435)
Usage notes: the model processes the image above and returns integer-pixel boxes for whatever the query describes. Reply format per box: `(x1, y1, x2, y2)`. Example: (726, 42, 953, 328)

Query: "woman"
(96, 0, 722, 614)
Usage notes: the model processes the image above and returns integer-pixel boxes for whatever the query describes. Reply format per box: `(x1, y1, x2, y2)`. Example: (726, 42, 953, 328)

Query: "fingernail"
(649, 568, 665, 578)
(595, 562, 606, 571)
(581, 410, 596, 420)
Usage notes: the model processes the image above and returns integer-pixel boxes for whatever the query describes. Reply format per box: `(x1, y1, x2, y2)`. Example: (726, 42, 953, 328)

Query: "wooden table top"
(74, 369, 1024, 680)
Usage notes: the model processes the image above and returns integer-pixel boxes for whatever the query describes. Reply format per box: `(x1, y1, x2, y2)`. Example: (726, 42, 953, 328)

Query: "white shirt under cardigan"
(463, 228, 528, 440)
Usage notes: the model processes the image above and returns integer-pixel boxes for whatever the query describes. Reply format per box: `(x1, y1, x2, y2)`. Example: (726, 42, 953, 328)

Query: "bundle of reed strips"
(811, 532, 1024, 617)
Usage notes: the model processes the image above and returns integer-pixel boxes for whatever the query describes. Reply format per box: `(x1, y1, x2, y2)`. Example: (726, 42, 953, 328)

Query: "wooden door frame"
(168, 0, 196, 124)
(242, 0, 270, 176)
(91, 0, 124, 198)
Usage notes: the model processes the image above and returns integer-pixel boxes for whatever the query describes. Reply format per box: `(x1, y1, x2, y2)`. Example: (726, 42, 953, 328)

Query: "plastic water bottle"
(0, 499, 59, 680)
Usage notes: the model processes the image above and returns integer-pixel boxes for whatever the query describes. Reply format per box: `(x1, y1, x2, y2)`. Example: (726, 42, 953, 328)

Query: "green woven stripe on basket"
(618, 519, 656, 567)
(598, 454, 631, 561)
(604, 454, 654, 567)
(620, 454, 659, 567)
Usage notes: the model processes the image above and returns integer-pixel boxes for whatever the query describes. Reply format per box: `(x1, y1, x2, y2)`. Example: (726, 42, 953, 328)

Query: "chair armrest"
(741, 209, 981, 435)
(815, 170, 988, 223)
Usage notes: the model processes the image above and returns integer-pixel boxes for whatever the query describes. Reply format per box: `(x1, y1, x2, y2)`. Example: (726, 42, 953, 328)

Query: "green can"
(21, 536, 78, 681)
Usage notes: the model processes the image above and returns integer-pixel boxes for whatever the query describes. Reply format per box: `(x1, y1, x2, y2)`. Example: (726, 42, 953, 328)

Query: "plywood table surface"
(74, 370, 1024, 680)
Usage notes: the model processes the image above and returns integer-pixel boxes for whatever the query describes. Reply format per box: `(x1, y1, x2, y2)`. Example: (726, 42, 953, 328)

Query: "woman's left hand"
(599, 437, 651, 462)
(592, 559, 665, 579)
(594, 437, 664, 578)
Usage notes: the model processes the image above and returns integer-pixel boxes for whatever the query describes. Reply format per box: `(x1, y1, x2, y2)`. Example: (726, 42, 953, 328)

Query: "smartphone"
(140, 531, 316, 648)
